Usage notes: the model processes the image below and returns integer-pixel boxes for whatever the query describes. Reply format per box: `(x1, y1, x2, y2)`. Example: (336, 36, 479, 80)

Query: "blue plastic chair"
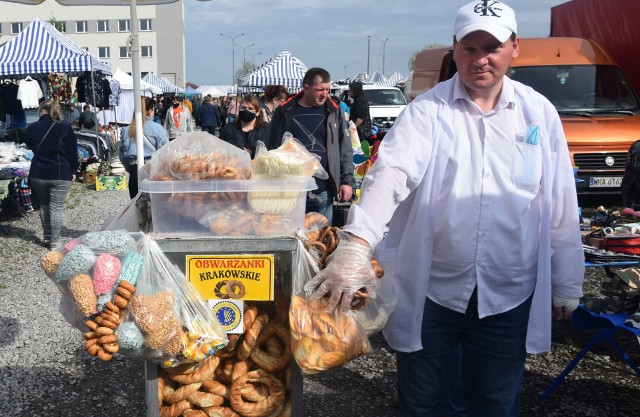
(540, 304, 640, 399)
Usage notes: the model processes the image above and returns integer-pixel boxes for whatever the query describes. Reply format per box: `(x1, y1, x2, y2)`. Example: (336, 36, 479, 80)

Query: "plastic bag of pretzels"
(145, 131, 252, 181)
(115, 234, 228, 367)
(40, 230, 141, 361)
(288, 212, 395, 374)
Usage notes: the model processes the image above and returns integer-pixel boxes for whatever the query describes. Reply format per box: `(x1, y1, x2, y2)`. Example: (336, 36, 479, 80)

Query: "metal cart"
(144, 235, 302, 417)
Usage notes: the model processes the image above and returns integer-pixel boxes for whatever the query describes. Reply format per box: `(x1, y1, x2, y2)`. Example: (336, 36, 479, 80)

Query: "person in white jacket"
(304, 1, 585, 416)
(164, 94, 194, 141)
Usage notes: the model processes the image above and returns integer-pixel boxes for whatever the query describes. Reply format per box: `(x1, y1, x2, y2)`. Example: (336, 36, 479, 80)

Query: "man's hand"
(338, 184, 353, 202)
(552, 295, 580, 321)
(304, 231, 376, 312)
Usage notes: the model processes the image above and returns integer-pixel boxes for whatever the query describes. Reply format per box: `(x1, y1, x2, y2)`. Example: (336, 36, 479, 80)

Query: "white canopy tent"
(97, 68, 160, 125)
(196, 85, 226, 98)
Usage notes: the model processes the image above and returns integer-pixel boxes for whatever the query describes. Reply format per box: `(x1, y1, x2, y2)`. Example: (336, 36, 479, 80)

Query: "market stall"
(0, 17, 114, 207)
(40, 130, 390, 417)
(238, 50, 308, 93)
(142, 72, 184, 94)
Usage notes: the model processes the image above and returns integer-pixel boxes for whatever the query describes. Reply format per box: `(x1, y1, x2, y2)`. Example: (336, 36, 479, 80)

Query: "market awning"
(0, 17, 112, 76)
(142, 72, 184, 94)
(238, 50, 308, 91)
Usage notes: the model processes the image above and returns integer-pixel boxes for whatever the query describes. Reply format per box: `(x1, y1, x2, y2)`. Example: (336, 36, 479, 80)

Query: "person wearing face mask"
(218, 94, 268, 158)
(163, 94, 194, 141)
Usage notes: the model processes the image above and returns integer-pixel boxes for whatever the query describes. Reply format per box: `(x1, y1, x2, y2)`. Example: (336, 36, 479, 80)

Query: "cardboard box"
(139, 178, 316, 236)
(96, 175, 127, 191)
(83, 172, 97, 185)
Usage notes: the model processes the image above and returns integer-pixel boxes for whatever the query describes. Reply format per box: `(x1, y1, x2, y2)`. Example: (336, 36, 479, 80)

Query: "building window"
(76, 21, 88, 33)
(119, 46, 131, 59)
(98, 47, 110, 59)
(10, 22, 23, 34)
(0, 23, 2, 35)
(139, 19, 151, 31)
(141, 46, 152, 58)
(54, 21, 66, 33)
(118, 19, 130, 32)
(97, 20, 109, 33)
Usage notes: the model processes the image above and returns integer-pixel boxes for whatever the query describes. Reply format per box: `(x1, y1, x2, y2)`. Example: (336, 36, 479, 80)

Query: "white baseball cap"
(454, 0, 517, 43)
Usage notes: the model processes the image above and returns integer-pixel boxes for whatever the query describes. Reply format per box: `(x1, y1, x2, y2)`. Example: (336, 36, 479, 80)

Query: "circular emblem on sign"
(605, 156, 615, 167)
(212, 301, 242, 331)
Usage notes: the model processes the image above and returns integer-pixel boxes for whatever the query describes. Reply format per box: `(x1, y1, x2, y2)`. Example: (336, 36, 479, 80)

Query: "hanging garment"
(47, 74, 72, 102)
(17, 78, 44, 109)
(108, 79, 121, 106)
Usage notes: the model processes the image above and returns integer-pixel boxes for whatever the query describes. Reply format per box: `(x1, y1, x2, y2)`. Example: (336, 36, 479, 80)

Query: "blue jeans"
(396, 288, 533, 417)
(306, 191, 333, 225)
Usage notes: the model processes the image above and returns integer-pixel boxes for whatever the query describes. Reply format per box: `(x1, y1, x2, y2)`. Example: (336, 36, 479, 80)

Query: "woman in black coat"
(218, 94, 268, 158)
(25, 100, 78, 249)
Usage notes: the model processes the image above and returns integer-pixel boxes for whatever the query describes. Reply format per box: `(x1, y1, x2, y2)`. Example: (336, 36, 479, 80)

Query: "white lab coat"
(344, 75, 585, 353)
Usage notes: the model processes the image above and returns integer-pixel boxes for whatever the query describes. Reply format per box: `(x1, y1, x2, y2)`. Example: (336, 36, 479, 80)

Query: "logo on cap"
(474, 0, 503, 18)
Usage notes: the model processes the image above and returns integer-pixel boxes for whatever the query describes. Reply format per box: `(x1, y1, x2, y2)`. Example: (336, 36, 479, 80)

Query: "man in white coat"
(304, 1, 585, 416)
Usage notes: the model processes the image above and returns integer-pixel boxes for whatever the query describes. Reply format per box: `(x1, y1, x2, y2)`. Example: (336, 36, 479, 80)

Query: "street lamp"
(248, 51, 262, 68)
(236, 42, 255, 76)
(381, 37, 389, 76)
(366, 35, 371, 75)
(220, 32, 245, 84)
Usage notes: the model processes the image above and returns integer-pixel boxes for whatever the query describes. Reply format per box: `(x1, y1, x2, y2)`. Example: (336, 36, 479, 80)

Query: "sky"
(184, 0, 569, 86)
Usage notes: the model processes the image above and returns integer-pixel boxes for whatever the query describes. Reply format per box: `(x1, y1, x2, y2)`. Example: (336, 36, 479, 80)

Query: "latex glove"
(304, 231, 378, 313)
(552, 295, 580, 320)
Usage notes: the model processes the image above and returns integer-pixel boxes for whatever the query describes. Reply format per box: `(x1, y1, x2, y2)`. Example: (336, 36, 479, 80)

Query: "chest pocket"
(511, 141, 542, 193)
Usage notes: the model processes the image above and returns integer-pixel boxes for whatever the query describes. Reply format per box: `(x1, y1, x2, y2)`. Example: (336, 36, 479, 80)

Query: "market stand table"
(144, 236, 302, 417)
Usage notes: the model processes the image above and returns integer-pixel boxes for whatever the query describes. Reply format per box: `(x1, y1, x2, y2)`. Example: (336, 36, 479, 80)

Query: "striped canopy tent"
(367, 71, 386, 85)
(238, 50, 308, 91)
(0, 17, 111, 76)
(142, 72, 184, 94)
(381, 71, 403, 87)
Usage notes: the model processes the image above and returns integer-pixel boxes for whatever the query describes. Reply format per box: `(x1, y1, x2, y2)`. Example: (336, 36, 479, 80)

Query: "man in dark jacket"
(349, 81, 373, 144)
(198, 95, 222, 135)
(268, 67, 354, 223)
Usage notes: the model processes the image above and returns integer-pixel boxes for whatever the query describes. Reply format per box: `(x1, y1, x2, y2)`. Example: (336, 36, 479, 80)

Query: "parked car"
(410, 37, 640, 196)
(333, 84, 407, 134)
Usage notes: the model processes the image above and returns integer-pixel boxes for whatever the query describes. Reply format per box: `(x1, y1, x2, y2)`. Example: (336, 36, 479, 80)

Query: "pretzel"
(182, 409, 209, 417)
(226, 280, 245, 299)
(159, 399, 191, 417)
(250, 323, 291, 373)
(237, 314, 269, 361)
(201, 379, 230, 398)
(169, 356, 219, 385)
(229, 369, 286, 417)
(163, 382, 202, 404)
(187, 391, 225, 408)
(200, 406, 240, 417)
(214, 280, 230, 299)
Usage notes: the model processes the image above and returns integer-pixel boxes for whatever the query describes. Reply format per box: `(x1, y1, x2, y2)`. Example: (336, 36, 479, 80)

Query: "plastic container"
(139, 178, 317, 236)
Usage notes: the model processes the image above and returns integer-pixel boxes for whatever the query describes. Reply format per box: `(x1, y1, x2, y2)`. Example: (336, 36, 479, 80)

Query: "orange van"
(410, 37, 640, 196)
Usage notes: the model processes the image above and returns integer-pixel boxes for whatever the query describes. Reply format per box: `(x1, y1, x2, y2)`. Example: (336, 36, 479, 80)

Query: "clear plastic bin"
(139, 178, 316, 237)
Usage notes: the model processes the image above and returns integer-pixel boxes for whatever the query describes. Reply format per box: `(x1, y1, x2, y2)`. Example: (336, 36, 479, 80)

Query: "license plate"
(589, 177, 622, 188)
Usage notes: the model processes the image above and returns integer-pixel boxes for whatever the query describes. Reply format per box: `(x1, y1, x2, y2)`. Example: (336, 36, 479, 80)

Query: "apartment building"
(0, 0, 186, 85)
